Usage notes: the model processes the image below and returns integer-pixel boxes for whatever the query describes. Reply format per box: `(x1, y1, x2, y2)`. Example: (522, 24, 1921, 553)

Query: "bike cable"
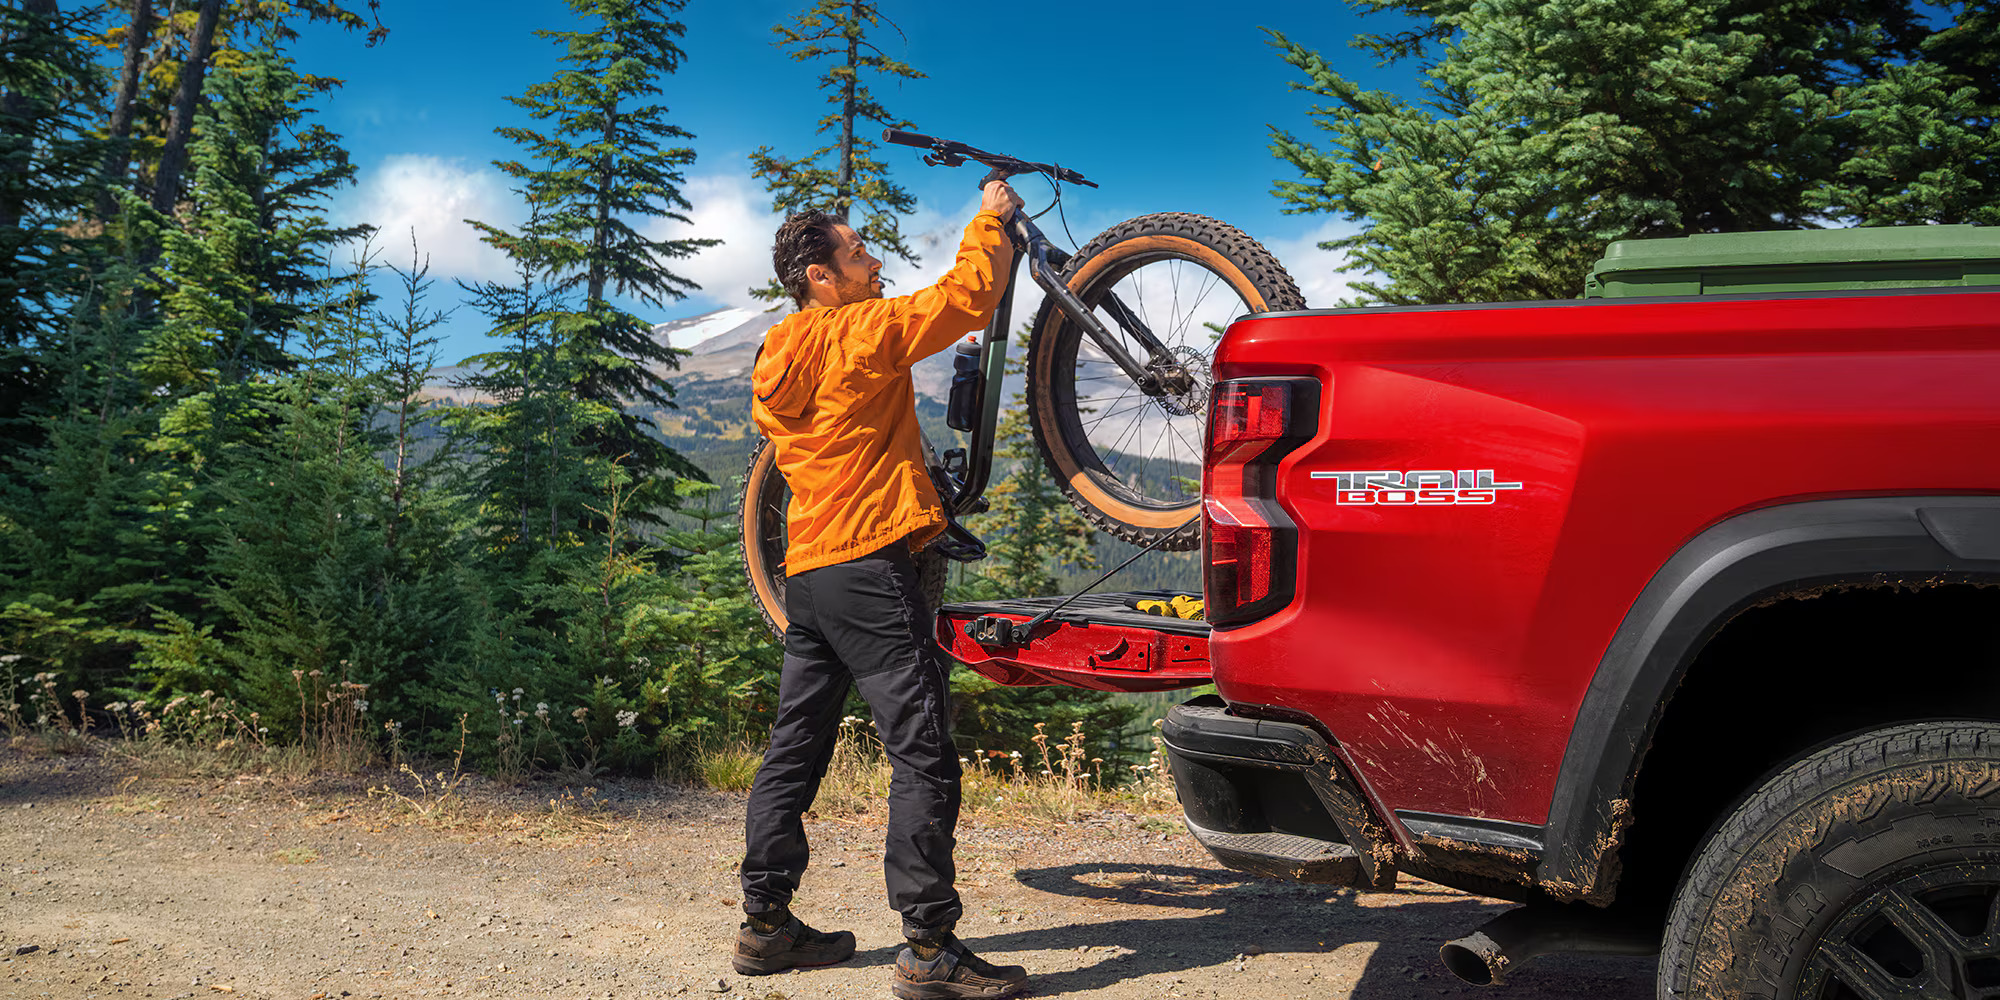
(987, 526, 1186, 646)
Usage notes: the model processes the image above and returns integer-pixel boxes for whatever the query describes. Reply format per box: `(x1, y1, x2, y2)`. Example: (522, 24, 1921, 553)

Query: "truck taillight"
(1203, 377, 1320, 628)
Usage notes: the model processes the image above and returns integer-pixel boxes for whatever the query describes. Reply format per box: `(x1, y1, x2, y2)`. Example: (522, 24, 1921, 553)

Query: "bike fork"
(1013, 214, 1181, 394)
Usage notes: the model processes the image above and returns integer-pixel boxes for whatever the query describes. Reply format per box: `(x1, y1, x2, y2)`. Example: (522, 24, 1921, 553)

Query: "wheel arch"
(1537, 496, 2000, 903)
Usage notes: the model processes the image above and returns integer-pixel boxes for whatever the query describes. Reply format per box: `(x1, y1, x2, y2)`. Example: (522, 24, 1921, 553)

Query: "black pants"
(741, 543, 963, 940)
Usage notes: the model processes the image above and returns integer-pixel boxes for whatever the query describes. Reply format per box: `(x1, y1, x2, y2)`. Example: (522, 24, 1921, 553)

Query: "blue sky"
(286, 1, 1422, 364)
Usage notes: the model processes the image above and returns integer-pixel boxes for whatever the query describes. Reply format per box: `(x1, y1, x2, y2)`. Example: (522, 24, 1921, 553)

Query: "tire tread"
(1658, 721, 2000, 998)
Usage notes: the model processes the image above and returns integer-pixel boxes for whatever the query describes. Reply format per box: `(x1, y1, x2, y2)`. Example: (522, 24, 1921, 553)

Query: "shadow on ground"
(845, 861, 1660, 998)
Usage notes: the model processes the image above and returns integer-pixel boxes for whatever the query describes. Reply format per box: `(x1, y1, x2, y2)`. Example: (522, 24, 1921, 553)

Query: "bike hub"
(1150, 346, 1212, 418)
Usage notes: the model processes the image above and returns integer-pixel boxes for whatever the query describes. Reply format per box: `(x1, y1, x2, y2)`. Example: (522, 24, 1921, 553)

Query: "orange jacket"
(751, 210, 1011, 576)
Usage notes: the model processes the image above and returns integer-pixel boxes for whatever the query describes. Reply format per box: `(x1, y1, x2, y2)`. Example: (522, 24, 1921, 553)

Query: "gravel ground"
(0, 746, 1656, 999)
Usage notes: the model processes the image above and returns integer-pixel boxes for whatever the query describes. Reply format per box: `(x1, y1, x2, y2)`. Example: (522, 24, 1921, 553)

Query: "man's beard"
(833, 270, 882, 304)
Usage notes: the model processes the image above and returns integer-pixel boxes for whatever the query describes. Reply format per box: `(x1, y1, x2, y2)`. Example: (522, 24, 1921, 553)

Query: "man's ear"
(805, 263, 830, 288)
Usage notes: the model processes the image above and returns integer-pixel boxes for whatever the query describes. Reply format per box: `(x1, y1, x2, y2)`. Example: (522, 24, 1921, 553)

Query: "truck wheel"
(1658, 722, 2000, 999)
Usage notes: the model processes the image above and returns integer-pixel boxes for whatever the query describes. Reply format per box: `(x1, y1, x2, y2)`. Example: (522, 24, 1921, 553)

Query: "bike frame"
(937, 191, 1185, 517)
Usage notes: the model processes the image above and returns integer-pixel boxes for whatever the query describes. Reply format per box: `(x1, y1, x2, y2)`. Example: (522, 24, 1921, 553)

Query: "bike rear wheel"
(741, 436, 792, 638)
(1027, 212, 1306, 549)
(740, 436, 948, 640)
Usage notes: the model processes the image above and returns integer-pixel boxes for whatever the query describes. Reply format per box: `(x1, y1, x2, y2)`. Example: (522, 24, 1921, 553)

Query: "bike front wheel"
(739, 436, 949, 640)
(1027, 212, 1306, 549)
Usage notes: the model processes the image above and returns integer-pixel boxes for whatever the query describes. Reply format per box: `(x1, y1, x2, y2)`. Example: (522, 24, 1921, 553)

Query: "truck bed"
(935, 591, 1212, 692)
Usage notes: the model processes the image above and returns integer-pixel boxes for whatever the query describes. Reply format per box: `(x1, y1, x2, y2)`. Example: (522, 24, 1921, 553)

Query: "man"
(735, 179, 1029, 1000)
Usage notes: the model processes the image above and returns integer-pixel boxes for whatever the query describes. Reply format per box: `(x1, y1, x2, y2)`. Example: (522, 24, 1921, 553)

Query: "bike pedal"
(935, 520, 987, 563)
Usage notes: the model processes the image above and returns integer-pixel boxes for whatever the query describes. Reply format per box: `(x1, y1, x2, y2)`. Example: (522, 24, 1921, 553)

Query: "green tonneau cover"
(1583, 225, 2000, 298)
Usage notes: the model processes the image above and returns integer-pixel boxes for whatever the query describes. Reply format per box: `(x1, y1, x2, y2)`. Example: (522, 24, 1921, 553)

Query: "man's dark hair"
(773, 211, 843, 308)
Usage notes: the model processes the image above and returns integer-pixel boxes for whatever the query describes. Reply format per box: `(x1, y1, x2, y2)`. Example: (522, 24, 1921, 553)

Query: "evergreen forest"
(0, 0, 1145, 778)
(2, 0, 1992, 781)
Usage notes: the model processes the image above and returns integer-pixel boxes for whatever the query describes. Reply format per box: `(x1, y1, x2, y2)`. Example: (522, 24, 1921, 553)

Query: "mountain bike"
(740, 130, 1306, 636)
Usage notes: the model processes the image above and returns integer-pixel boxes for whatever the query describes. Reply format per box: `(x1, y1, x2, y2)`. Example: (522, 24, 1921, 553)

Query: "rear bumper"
(1162, 698, 1398, 890)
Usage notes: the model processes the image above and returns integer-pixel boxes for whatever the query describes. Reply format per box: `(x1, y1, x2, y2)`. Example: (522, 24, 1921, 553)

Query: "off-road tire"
(1658, 721, 2000, 999)
(1026, 212, 1305, 550)
(740, 437, 948, 641)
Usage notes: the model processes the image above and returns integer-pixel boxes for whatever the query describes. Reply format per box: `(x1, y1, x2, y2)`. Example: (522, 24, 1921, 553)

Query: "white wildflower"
(616, 710, 638, 728)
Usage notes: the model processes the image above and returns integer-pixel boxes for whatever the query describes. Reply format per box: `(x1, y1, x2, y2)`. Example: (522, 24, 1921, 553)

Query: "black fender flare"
(1537, 496, 2000, 901)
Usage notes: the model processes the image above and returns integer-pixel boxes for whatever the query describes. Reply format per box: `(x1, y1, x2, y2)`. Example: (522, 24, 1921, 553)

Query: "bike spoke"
(1079, 395, 1149, 429)
(1173, 270, 1225, 342)
(1164, 415, 1201, 463)
(1052, 246, 1251, 515)
(1103, 406, 1152, 478)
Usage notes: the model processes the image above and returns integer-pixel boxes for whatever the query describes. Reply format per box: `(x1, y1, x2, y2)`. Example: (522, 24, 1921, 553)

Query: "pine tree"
(748, 0, 924, 301)
(450, 239, 622, 557)
(477, 0, 714, 493)
(90, 0, 387, 217)
(0, 0, 108, 457)
(1268, 0, 2000, 305)
(141, 41, 366, 397)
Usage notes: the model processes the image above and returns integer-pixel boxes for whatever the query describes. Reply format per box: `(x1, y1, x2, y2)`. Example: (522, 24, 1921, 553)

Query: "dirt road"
(0, 749, 1655, 999)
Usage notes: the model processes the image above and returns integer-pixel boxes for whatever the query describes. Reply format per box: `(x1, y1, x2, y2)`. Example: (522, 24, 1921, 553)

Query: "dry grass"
(39, 667, 386, 781)
(795, 716, 1180, 825)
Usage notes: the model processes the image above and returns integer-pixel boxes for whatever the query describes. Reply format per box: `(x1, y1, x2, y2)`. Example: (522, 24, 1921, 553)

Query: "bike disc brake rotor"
(1152, 345, 1213, 418)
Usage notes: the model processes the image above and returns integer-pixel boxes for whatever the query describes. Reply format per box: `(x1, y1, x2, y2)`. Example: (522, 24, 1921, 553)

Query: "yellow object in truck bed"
(1133, 594, 1205, 620)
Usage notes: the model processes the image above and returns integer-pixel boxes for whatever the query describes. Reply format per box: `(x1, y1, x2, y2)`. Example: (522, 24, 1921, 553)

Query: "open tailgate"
(935, 591, 1210, 693)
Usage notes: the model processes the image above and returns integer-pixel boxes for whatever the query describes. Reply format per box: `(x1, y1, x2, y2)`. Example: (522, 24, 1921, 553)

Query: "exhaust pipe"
(1439, 905, 1657, 986)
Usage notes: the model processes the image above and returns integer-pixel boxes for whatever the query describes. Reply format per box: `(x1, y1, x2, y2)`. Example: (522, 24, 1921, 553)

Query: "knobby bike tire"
(1026, 212, 1306, 550)
(740, 436, 949, 642)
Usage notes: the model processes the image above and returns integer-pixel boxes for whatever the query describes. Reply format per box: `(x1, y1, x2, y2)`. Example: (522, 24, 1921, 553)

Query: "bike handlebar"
(882, 128, 1097, 188)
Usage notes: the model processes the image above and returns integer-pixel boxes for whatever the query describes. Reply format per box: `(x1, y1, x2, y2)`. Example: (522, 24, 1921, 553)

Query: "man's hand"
(981, 180, 1024, 220)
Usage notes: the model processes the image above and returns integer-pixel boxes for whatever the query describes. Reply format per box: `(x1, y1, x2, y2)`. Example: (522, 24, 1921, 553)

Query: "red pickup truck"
(939, 227, 2000, 994)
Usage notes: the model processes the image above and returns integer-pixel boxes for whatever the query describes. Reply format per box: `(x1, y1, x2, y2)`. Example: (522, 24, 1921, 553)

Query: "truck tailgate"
(935, 591, 1211, 693)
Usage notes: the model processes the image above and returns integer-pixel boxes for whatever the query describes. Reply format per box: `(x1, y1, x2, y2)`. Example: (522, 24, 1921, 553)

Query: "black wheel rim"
(1801, 864, 2000, 999)
(1049, 248, 1240, 512)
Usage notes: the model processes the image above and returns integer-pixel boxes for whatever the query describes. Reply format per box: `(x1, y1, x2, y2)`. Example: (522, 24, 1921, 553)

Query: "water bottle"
(946, 336, 982, 431)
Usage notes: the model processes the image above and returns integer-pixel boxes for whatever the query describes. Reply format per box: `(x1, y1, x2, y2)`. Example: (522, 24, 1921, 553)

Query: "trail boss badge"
(1310, 470, 1524, 506)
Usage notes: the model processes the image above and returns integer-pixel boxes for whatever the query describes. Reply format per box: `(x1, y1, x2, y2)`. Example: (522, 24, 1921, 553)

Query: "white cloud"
(1264, 217, 1364, 309)
(343, 155, 520, 283)
(651, 173, 783, 310)
(653, 175, 1363, 330)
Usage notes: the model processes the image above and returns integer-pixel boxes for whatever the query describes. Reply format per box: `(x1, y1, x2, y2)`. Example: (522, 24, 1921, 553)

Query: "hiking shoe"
(893, 934, 1028, 999)
(731, 914, 855, 975)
